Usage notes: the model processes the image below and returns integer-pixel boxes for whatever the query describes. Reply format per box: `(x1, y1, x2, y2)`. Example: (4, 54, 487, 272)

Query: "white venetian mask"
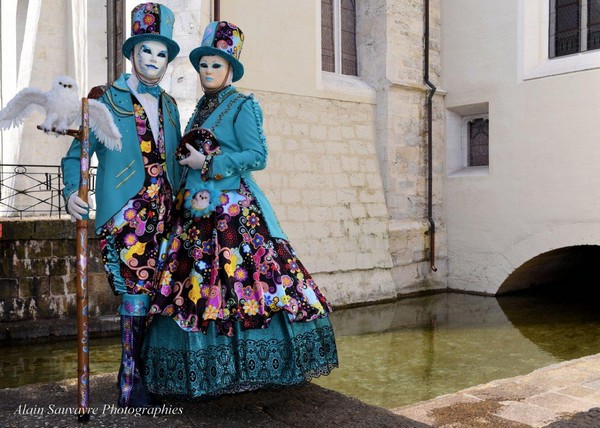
(199, 55, 232, 91)
(133, 40, 168, 83)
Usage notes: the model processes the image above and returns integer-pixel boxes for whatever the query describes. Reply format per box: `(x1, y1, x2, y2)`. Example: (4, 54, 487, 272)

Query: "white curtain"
(71, 0, 88, 97)
(0, 0, 41, 216)
(0, 0, 41, 164)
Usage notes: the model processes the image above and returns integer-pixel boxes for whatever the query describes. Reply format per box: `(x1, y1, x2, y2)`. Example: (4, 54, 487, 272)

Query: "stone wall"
(0, 219, 118, 326)
(253, 89, 396, 305)
(358, 0, 448, 294)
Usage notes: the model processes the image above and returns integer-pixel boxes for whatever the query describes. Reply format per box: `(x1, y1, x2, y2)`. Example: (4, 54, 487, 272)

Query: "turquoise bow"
(137, 82, 161, 98)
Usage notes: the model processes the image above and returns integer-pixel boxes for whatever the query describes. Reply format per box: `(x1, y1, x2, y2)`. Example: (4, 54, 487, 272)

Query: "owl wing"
(88, 99, 122, 151)
(0, 88, 46, 130)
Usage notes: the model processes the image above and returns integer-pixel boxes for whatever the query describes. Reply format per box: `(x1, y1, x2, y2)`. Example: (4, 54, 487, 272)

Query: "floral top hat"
(122, 3, 180, 63)
(189, 21, 245, 82)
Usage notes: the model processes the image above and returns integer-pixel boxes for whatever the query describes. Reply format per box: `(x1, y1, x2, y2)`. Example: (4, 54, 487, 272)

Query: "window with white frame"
(549, 0, 600, 58)
(446, 105, 489, 176)
(519, 0, 600, 80)
(321, 0, 358, 76)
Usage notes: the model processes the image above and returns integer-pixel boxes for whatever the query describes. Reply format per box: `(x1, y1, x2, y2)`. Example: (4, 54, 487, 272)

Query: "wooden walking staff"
(65, 98, 91, 423)
(30, 87, 119, 422)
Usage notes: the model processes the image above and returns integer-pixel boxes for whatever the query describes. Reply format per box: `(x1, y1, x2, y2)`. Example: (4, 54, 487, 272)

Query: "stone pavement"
(392, 353, 600, 427)
(4, 354, 600, 427)
(0, 373, 429, 428)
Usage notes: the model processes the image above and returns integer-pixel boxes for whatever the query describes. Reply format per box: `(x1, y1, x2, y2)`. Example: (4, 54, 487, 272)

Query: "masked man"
(61, 3, 182, 407)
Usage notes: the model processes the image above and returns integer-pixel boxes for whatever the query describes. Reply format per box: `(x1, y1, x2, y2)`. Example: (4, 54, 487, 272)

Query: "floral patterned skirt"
(143, 181, 338, 397)
(148, 181, 333, 336)
(99, 175, 171, 296)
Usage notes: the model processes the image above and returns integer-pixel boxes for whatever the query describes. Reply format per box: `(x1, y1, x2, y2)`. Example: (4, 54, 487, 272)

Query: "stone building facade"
(0, 0, 445, 328)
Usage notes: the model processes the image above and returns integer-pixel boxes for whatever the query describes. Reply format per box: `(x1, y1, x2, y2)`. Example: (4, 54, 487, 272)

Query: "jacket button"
(215, 174, 223, 181)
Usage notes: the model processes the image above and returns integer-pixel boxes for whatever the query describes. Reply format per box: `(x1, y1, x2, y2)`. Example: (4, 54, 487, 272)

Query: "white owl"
(0, 75, 121, 151)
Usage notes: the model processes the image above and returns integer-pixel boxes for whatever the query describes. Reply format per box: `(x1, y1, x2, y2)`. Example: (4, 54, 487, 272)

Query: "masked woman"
(142, 21, 338, 398)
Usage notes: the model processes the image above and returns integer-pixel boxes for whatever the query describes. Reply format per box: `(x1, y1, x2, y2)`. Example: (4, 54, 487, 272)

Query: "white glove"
(67, 192, 89, 221)
(178, 143, 206, 170)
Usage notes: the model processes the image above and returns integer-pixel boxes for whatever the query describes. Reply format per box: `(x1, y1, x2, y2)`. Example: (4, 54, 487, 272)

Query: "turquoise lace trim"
(142, 313, 338, 398)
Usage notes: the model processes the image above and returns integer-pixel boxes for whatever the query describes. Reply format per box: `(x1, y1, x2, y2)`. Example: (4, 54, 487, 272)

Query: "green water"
(2, 292, 600, 409)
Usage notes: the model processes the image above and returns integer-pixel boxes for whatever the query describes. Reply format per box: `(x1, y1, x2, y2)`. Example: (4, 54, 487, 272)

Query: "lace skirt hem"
(142, 312, 338, 398)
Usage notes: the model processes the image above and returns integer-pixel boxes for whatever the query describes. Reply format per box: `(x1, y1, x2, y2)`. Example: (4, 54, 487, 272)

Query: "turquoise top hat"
(122, 3, 180, 63)
(189, 21, 245, 82)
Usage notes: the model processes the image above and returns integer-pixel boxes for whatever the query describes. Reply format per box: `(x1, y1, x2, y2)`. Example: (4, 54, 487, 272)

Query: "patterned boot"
(117, 294, 157, 407)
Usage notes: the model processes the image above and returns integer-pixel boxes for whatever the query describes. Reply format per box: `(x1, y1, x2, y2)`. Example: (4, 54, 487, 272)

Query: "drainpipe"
(214, 0, 220, 21)
(424, 0, 437, 272)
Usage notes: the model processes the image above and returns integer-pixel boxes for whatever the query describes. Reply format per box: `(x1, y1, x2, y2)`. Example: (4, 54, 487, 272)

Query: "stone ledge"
(0, 218, 98, 240)
(0, 315, 120, 344)
(392, 353, 600, 427)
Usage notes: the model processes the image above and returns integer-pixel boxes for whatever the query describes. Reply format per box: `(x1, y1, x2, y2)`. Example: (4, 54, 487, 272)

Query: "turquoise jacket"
(186, 86, 286, 240)
(61, 73, 182, 233)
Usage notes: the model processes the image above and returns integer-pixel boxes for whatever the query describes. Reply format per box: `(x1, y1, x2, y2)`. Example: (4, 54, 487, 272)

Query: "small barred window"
(468, 118, 489, 167)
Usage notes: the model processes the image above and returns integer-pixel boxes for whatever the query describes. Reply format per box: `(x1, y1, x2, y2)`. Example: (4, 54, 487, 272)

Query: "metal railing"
(0, 164, 97, 218)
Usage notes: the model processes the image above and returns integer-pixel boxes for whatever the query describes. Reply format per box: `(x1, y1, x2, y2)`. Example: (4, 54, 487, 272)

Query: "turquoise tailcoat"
(61, 73, 182, 233)
(187, 86, 286, 240)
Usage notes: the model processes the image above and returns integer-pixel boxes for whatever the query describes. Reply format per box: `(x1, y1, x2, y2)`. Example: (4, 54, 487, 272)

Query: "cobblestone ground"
(0, 373, 430, 428)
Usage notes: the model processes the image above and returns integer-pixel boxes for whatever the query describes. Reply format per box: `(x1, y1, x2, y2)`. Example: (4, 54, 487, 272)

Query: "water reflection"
(0, 338, 120, 389)
(2, 292, 600, 410)
(497, 288, 600, 361)
(314, 292, 600, 408)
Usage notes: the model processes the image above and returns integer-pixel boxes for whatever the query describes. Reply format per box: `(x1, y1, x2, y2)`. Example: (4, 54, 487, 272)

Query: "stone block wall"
(357, 0, 448, 294)
(0, 219, 118, 325)
(252, 90, 396, 305)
